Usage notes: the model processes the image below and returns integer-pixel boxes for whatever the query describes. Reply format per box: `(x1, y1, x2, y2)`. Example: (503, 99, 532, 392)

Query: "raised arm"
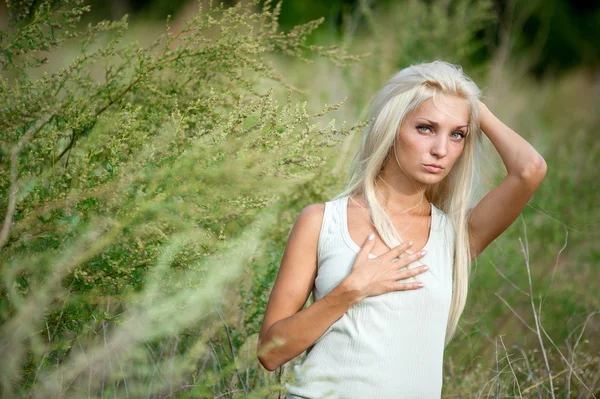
(468, 101, 547, 259)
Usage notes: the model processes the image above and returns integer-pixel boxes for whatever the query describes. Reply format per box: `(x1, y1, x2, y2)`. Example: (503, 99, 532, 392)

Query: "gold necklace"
(349, 192, 431, 237)
(374, 176, 429, 222)
(349, 177, 432, 242)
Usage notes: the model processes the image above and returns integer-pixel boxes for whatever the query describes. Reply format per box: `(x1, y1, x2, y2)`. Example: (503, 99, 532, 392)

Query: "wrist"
(477, 101, 495, 131)
(332, 278, 365, 306)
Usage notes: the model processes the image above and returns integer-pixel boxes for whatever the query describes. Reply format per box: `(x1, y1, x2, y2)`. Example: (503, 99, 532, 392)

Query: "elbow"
(518, 153, 547, 186)
(257, 338, 281, 372)
(258, 354, 279, 372)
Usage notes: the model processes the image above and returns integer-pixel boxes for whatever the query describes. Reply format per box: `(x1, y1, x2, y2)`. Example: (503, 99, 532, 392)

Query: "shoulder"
(286, 204, 327, 252)
(295, 203, 326, 230)
(283, 204, 326, 265)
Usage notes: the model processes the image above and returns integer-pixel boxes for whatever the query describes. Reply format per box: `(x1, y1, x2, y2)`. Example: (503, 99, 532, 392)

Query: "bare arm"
(257, 272, 357, 371)
(257, 204, 350, 371)
(468, 101, 547, 258)
(257, 204, 428, 371)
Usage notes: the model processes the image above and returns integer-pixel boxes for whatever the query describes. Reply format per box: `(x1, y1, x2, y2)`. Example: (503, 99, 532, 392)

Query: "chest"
(314, 243, 452, 312)
(346, 205, 432, 255)
(312, 196, 455, 302)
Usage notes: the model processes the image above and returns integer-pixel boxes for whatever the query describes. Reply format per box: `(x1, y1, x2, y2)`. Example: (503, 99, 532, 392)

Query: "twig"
(498, 335, 523, 398)
(567, 311, 599, 397)
(208, 340, 223, 395)
(541, 227, 568, 305)
(538, 322, 596, 396)
(564, 337, 573, 398)
(477, 362, 513, 399)
(489, 260, 529, 297)
(163, 384, 200, 399)
(516, 346, 543, 399)
(495, 337, 500, 398)
(0, 113, 53, 252)
(519, 222, 555, 399)
(214, 389, 244, 399)
(213, 299, 248, 395)
(494, 293, 536, 334)
(521, 359, 599, 394)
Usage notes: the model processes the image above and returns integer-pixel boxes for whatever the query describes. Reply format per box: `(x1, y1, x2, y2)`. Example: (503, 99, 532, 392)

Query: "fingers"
(395, 264, 429, 281)
(386, 248, 427, 270)
(357, 232, 376, 261)
(388, 281, 425, 291)
(381, 240, 414, 262)
(385, 265, 429, 292)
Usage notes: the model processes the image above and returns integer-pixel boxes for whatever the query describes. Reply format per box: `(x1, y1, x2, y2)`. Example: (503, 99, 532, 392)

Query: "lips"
(423, 164, 444, 173)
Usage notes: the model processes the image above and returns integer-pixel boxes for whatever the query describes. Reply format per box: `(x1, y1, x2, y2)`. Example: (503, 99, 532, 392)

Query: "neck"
(375, 164, 430, 216)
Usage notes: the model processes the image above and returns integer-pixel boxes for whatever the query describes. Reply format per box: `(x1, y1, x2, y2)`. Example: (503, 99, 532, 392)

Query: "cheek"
(397, 135, 427, 157)
(449, 145, 465, 166)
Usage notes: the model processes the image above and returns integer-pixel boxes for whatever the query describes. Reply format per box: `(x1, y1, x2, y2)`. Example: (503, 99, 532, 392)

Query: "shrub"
(0, 0, 365, 396)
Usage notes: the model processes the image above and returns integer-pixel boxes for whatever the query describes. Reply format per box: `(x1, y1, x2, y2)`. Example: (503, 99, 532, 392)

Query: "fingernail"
(422, 266, 429, 271)
(368, 233, 375, 240)
(417, 283, 424, 287)
(420, 250, 427, 256)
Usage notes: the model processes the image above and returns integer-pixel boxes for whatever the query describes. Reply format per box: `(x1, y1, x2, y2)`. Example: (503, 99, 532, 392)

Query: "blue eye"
(451, 131, 466, 139)
(417, 125, 432, 133)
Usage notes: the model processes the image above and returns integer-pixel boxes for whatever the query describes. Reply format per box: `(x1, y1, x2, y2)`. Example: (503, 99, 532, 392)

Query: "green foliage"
(442, 64, 600, 397)
(0, 0, 365, 396)
(1, 0, 598, 397)
(364, 0, 495, 67)
(2, 0, 91, 71)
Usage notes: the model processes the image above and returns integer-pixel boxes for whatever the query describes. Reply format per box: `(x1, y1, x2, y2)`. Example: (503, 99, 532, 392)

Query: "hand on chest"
(345, 198, 434, 256)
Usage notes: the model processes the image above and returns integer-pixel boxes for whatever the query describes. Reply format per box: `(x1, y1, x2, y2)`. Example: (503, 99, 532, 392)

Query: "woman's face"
(391, 94, 470, 187)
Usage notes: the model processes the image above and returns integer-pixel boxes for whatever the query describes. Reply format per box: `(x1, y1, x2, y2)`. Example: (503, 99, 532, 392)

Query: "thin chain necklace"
(349, 184, 433, 266)
(348, 178, 432, 245)
(375, 176, 430, 222)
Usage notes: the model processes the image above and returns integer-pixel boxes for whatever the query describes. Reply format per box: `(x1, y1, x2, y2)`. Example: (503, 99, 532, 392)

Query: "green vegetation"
(1, 0, 598, 397)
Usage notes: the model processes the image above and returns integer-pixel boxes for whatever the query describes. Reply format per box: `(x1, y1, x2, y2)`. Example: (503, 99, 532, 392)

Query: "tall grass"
(270, 0, 600, 396)
(0, 1, 364, 397)
(1, 0, 598, 397)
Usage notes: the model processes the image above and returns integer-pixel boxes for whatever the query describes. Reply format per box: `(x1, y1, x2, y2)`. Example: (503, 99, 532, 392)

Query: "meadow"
(0, 0, 598, 397)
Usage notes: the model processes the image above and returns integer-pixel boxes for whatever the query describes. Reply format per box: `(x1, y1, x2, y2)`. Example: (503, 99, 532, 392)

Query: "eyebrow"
(417, 118, 468, 130)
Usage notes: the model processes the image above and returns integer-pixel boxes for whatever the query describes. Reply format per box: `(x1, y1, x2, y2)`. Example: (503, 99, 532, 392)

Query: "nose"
(431, 135, 448, 158)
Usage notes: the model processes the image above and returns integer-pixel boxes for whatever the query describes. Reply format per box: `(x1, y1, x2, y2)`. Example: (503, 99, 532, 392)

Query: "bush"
(0, 1, 365, 397)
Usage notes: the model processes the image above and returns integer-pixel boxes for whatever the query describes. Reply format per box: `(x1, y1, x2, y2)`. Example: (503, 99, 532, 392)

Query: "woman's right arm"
(257, 204, 348, 371)
(257, 204, 428, 371)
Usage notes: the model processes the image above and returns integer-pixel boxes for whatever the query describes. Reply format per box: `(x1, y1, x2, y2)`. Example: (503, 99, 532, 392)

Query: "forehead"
(410, 95, 469, 126)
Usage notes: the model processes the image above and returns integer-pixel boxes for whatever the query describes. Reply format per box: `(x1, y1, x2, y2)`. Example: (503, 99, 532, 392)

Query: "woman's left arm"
(468, 101, 547, 259)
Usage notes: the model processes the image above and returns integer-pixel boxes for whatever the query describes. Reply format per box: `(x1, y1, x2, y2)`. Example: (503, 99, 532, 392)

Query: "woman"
(257, 61, 547, 398)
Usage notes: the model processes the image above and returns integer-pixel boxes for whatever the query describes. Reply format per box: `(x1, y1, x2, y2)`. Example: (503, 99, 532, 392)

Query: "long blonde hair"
(337, 61, 482, 346)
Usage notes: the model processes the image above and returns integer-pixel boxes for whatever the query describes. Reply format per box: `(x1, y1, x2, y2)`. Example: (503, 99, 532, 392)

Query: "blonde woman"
(257, 61, 547, 398)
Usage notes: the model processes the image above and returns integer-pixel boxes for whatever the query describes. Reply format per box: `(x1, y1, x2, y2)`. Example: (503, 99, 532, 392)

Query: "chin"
(418, 174, 447, 186)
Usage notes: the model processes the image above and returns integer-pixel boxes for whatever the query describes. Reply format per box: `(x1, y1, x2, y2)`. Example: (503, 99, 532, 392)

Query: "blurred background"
(2, 0, 598, 74)
(0, 0, 598, 397)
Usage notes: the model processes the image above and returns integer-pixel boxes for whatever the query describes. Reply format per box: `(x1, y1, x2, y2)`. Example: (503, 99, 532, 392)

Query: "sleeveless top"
(285, 195, 456, 399)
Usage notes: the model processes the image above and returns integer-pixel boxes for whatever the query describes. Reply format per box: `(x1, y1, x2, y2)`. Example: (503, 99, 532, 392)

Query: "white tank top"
(285, 195, 455, 398)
